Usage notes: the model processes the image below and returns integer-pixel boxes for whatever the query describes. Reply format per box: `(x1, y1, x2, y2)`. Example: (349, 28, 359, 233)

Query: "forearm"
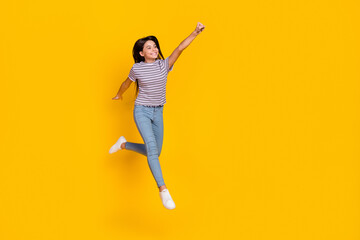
(115, 81, 130, 96)
(178, 31, 199, 51)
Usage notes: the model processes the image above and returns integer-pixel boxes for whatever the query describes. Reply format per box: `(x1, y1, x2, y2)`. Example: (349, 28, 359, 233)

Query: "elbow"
(124, 82, 131, 89)
(177, 45, 185, 52)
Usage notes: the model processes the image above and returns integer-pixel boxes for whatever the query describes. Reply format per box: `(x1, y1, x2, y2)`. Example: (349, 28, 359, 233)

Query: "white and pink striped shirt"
(128, 56, 174, 106)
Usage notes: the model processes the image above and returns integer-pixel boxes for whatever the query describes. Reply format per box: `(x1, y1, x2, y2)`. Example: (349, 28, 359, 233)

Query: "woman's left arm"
(168, 22, 205, 69)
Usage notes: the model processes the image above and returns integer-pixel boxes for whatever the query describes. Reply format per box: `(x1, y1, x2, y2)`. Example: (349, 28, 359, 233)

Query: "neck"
(143, 57, 157, 63)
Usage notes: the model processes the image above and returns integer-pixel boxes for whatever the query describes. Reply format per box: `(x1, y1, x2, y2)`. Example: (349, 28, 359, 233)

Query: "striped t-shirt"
(128, 56, 174, 106)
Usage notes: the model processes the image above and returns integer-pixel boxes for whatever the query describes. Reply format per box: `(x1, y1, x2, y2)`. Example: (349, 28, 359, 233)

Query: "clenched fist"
(194, 22, 205, 35)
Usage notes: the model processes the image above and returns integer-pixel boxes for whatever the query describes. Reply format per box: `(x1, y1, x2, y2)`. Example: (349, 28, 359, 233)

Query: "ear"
(139, 51, 144, 57)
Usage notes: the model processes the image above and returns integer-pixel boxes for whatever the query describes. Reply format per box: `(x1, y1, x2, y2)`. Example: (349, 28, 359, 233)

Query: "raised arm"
(168, 22, 205, 69)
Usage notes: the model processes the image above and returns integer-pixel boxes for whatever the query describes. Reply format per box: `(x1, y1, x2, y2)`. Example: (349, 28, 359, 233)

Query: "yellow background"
(1, 0, 359, 239)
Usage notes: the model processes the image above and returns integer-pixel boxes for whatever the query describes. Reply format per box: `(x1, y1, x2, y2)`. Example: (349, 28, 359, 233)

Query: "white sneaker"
(159, 189, 176, 210)
(109, 136, 127, 154)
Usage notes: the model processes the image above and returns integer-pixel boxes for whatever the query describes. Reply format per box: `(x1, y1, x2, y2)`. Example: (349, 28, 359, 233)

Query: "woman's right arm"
(112, 77, 134, 100)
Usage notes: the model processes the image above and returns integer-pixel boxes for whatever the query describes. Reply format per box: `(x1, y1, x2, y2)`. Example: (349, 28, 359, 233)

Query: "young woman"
(109, 22, 205, 210)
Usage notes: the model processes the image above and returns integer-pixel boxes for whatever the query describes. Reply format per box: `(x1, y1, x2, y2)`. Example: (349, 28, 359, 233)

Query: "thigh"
(134, 106, 159, 156)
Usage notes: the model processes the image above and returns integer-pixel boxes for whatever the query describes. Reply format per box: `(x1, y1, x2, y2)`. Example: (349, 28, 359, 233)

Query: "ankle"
(121, 142, 126, 149)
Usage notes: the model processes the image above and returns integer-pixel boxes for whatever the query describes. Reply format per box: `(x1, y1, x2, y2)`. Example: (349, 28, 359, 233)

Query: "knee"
(146, 139, 159, 157)
(158, 145, 163, 157)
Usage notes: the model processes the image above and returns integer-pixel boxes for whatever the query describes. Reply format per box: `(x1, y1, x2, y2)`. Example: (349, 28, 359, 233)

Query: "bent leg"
(124, 142, 147, 156)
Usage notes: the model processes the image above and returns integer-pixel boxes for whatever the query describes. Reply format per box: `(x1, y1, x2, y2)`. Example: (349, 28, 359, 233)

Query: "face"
(140, 40, 158, 60)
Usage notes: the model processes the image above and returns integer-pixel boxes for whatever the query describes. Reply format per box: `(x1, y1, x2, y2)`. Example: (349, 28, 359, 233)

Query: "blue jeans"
(124, 104, 165, 188)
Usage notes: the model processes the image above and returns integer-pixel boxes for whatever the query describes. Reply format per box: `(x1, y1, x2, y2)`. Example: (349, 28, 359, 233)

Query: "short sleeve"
(128, 65, 136, 81)
(165, 56, 174, 73)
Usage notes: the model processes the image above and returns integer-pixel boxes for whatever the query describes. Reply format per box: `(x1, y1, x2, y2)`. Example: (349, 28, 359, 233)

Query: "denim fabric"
(125, 104, 165, 187)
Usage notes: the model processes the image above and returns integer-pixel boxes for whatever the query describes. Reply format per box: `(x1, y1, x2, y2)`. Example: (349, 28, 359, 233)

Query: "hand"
(194, 22, 205, 35)
(112, 95, 122, 100)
